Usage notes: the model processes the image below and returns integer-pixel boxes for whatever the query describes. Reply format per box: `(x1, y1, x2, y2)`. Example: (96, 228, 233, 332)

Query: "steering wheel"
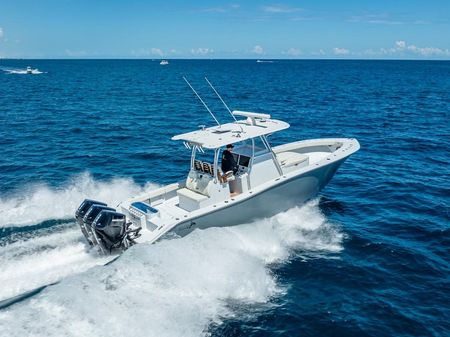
(222, 170, 235, 182)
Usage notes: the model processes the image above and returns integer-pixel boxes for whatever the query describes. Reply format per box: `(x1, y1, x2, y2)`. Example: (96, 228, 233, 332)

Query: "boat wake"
(0, 174, 158, 301)
(1, 67, 45, 75)
(0, 224, 113, 303)
(0, 173, 158, 228)
(0, 176, 343, 336)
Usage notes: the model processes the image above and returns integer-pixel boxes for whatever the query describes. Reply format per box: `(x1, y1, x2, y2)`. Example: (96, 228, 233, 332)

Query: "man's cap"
(226, 144, 234, 148)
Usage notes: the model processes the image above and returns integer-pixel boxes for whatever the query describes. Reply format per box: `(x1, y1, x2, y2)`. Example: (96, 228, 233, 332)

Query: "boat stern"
(75, 199, 142, 254)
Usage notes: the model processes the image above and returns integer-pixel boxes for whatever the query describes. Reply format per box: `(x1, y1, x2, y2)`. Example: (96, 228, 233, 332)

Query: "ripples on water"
(0, 60, 449, 336)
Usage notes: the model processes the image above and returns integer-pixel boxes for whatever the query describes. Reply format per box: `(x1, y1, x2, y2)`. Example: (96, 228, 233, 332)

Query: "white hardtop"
(172, 111, 290, 149)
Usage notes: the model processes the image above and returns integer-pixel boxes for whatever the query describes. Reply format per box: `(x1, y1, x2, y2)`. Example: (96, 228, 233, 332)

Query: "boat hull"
(168, 158, 346, 238)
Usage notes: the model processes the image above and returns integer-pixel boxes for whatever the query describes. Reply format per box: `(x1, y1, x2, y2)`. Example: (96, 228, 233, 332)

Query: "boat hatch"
(211, 129, 232, 134)
(131, 202, 158, 214)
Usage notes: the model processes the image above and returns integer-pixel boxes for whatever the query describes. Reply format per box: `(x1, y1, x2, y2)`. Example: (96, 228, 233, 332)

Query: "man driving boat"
(221, 144, 238, 175)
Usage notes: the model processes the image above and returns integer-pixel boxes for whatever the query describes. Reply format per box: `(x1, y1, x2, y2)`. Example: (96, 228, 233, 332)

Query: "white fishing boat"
(75, 78, 360, 254)
(26, 66, 32, 74)
(160, 60, 169, 65)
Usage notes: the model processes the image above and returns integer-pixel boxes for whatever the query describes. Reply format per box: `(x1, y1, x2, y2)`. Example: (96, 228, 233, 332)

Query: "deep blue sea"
(0, 59, 449, 337)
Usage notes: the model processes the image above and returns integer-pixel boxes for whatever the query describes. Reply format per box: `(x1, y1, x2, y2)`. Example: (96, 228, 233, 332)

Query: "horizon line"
(1, 58, 449, 61)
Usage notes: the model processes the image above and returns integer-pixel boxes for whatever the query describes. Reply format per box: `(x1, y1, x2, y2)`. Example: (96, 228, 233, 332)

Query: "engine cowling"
(75, 199, 141, 254)
(92, 209, 127, 251)
(75, 199, 107, 245)
(83, 204, 116, 244)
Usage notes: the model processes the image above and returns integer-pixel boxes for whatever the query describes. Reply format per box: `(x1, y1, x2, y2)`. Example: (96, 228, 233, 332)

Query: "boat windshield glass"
(193, 148, 215, 164)
(191, 148, 218, 175)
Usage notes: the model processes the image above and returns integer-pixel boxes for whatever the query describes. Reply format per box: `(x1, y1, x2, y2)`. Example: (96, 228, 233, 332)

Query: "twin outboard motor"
(75, 199, 141, 254)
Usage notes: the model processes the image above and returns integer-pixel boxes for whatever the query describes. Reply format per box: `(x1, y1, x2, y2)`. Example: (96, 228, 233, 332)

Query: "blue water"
(0, 60, 449, 336)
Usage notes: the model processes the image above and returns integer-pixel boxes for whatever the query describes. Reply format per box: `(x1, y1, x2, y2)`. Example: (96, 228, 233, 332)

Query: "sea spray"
(0, 173, 158, 228)
(0, 225, 112, 302)
(0, 200, 343, 337)
(1, 67, 45, 74)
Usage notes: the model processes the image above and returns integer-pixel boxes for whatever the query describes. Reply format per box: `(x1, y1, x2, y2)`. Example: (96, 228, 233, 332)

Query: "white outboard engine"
(75, 199, 141, 254)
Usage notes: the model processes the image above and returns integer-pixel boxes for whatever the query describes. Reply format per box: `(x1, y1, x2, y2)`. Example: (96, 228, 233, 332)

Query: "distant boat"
(2, 66, 42, 75)
(160, 60, 169, 65)
(256, 60, 274, 63)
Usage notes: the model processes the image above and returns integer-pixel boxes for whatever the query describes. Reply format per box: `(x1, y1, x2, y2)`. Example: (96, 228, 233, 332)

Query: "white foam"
(0, 174, 157, 298)
(2, 68, 45, 74)
(0, 173, 158, 228)
(0, 200, 343, 337)
(0, 225, 113, 301)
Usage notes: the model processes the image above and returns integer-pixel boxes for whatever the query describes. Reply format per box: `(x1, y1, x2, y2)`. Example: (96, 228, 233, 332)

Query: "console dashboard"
(232, 153, 251, 174)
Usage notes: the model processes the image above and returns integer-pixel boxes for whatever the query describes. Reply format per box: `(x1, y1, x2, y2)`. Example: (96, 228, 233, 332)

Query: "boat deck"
(307, 152, 331, 164)
(157, 196, 188, 219)
(137, 197, 187, 243)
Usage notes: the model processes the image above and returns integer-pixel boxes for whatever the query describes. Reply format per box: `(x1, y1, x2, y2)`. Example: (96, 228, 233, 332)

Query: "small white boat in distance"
(26, 66, 32, 74)
(160, 60, 169, 65)
(75, 82, 359, 254)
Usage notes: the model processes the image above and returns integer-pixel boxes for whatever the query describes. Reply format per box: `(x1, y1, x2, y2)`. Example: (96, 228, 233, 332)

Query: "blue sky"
(0, 0, 449, 59)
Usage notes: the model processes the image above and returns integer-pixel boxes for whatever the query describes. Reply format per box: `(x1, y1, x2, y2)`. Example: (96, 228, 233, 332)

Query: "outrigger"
(75, 78, 360, 254)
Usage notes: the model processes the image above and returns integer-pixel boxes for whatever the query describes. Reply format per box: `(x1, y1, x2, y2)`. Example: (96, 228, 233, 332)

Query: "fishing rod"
(183, 76, 221, 127)
(205, 77, 243, 135)
(204, 77, 237, 122)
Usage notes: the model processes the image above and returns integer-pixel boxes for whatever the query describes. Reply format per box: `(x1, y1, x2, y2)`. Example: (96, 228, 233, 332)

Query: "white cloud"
(311, 49, 326, 56)
(392, 41, 450, 57)
(333, 47, 350, 55)
(283, 48, 302, 56)
(395, 40, 406, 49)
(262, 5, 302, 13)
(130, 48, 167, 57)
(0, 27, 3, 39)
(369, 41, 450, 58)
(365, 19, 402, 25)
(151, 48, 164, 56)
(348, 14, 402, 25)
(190, 48, 214, 55)
(348, 14, 430, 26)
(252, 45, 264, 54)
(407, 44, 449, 56)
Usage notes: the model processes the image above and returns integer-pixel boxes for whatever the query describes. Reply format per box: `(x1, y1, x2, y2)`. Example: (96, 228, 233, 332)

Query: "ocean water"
(0, 59, 449, 336)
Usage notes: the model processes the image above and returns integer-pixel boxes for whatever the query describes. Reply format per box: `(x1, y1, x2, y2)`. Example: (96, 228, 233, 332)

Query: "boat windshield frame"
(188, 134, 283, 183)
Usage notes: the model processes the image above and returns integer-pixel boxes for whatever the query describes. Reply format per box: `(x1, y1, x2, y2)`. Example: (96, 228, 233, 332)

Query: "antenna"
(183, 76, 220, 126)
(205, 77, 237, 122)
